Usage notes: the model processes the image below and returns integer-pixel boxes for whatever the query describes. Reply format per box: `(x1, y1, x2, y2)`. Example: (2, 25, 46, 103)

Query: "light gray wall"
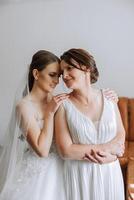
(0, 0, 134, 141)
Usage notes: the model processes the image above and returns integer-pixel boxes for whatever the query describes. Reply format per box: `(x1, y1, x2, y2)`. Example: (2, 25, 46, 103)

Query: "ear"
(86, 68, 90, 73)
(81, 66, 91, 75)
(33, 69, 39, 80)
(81, 65, 90, 73)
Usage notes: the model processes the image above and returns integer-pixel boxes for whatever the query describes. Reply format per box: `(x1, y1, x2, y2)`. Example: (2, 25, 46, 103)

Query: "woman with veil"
(0, 49, 118, 200)
(0, 50, 68, 200)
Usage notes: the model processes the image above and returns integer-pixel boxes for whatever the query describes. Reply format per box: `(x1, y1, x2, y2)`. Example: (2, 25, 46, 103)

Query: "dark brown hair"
(28, 50, 60, 91)
(60, 48, 99, 83)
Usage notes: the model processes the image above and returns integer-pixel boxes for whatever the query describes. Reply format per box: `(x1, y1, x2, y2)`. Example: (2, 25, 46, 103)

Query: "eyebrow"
(49, 71, 59, 74)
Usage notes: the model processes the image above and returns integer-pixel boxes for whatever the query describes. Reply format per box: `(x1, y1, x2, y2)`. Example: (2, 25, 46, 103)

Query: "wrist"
(92, 144, 100, 152)
(45, 112, 54, 118)
(97, 144, 106, 152)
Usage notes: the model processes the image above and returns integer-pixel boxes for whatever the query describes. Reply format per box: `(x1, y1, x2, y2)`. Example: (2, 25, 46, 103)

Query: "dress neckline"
(66, 89, 105, 133)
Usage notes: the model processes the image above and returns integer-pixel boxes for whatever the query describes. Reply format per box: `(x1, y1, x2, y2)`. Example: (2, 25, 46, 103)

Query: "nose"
(63, 70, 69, 80)
(53, 76, 59, 84)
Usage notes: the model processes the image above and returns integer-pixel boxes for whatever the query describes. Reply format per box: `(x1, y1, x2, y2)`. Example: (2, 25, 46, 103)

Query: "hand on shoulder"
(103, 88, 119, 103)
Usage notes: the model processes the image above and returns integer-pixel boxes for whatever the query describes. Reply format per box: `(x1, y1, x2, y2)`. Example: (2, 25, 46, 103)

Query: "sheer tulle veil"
(0, 67, 32, 198)
(0, 61, 69, 198)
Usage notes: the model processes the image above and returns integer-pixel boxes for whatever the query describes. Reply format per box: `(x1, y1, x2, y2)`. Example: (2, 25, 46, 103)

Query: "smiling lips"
(64, 79, 73, 84)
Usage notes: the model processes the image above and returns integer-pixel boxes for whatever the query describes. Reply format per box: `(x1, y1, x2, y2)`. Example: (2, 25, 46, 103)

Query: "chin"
(65, 83, 75, 89)
(48, 88, 54, 93)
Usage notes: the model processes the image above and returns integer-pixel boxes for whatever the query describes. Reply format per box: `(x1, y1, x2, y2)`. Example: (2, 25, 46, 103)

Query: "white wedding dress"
(1, 110, 65, 200)
(63, 97, 125, 200)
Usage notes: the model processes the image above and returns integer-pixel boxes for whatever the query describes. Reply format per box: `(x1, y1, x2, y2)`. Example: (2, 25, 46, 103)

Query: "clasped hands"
(84, 150, 117, 164)
(83, 142, 125, 164)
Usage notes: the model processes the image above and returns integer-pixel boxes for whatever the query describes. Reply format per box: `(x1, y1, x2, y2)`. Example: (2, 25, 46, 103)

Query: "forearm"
(59, 143, 99, 160)
(59, 138, 120, 161)
(37, 113, 54, 156)
(60, 137, 124, 161)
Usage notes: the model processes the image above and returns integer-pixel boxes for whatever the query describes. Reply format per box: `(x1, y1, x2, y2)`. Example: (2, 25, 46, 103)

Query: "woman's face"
(35, 62, 60, 92)
(60, 60, 89, 89)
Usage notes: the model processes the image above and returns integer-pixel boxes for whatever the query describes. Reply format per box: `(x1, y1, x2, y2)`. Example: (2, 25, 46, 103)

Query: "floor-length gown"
(2, 113, 65, 200)
(63, 96, 124, 200)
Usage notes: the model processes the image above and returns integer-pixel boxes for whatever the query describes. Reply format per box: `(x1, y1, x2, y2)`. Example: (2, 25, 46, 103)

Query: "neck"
(71, 85, 94, 105)
(29, 84, 49, 104)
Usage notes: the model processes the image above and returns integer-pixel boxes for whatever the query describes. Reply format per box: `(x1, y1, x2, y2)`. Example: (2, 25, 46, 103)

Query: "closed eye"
(49, 73, 60, 78)
(60, 65, 74, 76)
(67, 66, 74, 70)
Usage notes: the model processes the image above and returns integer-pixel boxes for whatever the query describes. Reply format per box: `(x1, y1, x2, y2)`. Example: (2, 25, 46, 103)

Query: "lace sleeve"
(16, 100, 35, 138)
